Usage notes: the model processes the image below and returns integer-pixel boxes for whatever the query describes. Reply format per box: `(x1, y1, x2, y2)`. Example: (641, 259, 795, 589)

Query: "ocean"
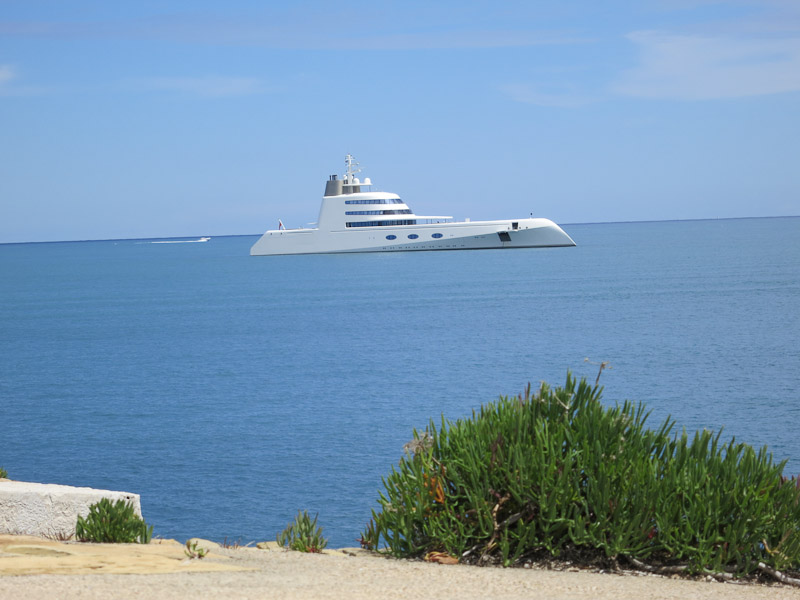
(1, 217, 798, 548)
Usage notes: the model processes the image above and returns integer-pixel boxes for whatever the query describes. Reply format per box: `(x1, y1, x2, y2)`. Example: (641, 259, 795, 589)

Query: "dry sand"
(1, 535, 800, 600)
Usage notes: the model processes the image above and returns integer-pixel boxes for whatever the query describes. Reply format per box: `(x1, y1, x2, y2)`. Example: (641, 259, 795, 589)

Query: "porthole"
(408, 234, 419, 239)
(432, 233, 443, 239)
(386, 235, 397, 240)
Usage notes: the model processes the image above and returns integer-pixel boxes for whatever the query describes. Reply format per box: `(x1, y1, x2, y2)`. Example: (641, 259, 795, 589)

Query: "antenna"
(344, 154, 361, 183)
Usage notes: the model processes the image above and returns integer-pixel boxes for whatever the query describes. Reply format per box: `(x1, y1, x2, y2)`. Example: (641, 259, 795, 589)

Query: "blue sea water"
(1, 217, 799, 548)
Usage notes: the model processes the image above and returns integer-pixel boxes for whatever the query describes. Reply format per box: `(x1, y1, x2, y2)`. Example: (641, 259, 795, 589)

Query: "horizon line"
(1, 214, 797, 246)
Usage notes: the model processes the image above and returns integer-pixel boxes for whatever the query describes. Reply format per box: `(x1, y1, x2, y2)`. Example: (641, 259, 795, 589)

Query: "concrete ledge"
(0, 480, 142, 540)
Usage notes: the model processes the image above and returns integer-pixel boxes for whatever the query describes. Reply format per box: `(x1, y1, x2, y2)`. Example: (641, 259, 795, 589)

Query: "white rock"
(0, 480, 142, 540)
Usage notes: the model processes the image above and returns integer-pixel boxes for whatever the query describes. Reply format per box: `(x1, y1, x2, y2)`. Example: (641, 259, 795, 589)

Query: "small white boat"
(250, 155, 575, 256)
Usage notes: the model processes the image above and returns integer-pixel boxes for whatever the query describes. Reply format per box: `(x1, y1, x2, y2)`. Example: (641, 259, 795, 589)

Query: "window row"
(345, 209, 412, 216)
(346, 219, 417, 228)
(344, 199, 404, 205)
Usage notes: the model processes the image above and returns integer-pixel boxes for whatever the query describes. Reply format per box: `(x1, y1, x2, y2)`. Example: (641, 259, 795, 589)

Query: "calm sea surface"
(1, 217, 799, 547)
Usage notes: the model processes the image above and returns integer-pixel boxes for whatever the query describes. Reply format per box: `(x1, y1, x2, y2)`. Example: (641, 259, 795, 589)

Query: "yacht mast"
(344, 154, 361, 184)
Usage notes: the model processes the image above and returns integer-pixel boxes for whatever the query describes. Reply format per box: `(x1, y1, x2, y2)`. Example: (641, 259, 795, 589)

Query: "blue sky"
(1, 0, 799, 242)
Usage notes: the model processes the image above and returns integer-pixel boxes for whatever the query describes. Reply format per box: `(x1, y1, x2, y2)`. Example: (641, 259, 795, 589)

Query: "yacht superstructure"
(250, 155, 575, 256)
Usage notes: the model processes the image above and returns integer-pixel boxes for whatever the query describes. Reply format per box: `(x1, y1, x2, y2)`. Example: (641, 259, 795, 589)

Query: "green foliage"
(276, 510, 328, 553)
(0, 466, 7, 479)
(75, 498, 153, 544)
(361, 373, 800, 578)
(184, 540, 208, 559)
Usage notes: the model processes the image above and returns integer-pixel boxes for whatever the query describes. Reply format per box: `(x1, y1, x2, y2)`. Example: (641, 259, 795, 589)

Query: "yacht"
(250, 155, 575, 256)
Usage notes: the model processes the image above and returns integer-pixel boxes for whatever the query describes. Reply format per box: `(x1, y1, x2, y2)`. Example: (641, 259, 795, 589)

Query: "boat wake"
(151, 237, 211, 244)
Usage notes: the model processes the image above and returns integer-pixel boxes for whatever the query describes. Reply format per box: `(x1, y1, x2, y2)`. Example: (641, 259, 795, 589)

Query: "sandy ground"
(1, 535, 800, 600)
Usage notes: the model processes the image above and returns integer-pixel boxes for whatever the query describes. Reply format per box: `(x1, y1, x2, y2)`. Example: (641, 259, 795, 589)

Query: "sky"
(1, 0, 799, 243)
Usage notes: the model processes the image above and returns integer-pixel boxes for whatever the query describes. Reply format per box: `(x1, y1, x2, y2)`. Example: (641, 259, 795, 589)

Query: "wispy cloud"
(0, 17, 585, 51)
(500, 83, 595, 108)
(292, 30, 584, 51)
(0, 64, 44, 96)
(0, 64, 15, 85)
(612, 30, 800, 99)
(126, 75, 269, 97)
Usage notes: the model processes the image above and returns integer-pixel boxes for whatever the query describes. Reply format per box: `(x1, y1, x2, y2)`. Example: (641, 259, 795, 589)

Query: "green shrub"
(184, 539, 209, 559)
(75, 498, 153, 544)
(0, 467, 7, 479)
(361, 373, 800, 579)
(276, 510, 328, 553)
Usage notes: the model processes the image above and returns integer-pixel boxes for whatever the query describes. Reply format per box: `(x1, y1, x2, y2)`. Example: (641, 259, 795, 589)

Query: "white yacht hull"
(250, 218, 575, 256)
